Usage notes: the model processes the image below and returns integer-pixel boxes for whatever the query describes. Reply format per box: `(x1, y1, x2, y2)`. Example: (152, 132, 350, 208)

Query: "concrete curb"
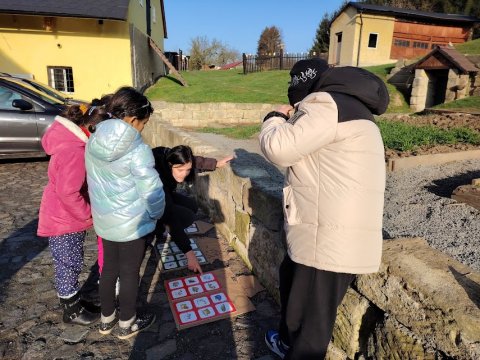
(387, 149, 480, 171)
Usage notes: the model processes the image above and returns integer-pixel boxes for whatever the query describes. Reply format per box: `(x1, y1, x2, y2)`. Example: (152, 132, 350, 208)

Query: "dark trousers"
(279, 255, 355, 360)
(157, 192, 198, 254)
(100, 237, 147, 321)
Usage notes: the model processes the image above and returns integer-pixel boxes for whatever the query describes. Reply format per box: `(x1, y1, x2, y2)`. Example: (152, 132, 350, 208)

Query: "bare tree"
(189, 36, 240, 70)
(257, 26, 283, 56)
(216, 46, 240, 66)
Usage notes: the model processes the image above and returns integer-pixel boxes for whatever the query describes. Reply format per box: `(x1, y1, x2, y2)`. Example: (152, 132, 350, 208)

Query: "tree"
(310, 13, 331, 55)
(216, 46, 240, 66)
(257, 26, 283, 56)
(189, 36, 240, 70)
(310, 0, 348, 54)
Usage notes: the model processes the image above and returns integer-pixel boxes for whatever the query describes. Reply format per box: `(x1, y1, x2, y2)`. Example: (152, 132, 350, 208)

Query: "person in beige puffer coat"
(260, 58, 389, 360)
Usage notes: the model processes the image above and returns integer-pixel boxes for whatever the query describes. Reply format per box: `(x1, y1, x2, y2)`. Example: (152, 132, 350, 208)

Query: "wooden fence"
(242, 50, 327, 74)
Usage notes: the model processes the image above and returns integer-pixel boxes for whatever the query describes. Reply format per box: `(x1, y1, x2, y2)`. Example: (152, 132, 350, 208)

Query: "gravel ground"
(383, 158, 480, 272)
(187, 130, 480, 272)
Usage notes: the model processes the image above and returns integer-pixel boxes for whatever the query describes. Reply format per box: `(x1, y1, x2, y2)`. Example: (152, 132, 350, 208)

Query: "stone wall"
(152, 101, 277, 127)
(410, 69, 429, 112)
(144, 117, 480, 359)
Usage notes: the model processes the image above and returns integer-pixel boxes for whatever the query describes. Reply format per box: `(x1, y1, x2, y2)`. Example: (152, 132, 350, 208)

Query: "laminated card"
(165, 268, 255, 330)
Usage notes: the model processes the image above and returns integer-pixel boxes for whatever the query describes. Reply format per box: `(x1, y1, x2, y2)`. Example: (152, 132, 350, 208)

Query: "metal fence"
(242, 51, 327, 74)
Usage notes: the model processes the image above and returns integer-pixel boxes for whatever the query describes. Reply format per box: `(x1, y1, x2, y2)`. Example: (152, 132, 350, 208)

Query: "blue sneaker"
(265, 330, 289, 359)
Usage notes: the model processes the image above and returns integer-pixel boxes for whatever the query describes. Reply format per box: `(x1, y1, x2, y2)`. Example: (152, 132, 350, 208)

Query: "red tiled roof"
(220, 61, 243, 70)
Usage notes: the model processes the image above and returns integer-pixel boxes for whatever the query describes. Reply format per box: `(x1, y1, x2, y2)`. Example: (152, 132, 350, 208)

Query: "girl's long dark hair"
(166, 145, 195, 183)
(61, 94, 112, 132)
(107, 86, 153, 121)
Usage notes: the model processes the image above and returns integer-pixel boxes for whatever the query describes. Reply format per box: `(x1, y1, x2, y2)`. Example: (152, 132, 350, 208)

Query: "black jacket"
(151, 146, 217, 217)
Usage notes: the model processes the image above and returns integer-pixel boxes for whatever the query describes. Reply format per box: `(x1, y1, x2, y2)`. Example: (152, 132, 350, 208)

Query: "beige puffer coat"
(259, 92, 385, 274)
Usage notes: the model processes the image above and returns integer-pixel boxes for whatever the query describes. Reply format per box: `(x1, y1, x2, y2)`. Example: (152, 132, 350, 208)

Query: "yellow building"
(329, 2, 478, 67)
(0, 0, 168, 101)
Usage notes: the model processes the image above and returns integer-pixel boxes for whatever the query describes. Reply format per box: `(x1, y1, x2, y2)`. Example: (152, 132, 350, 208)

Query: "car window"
(1, 78, 64, 106)
(24, 79, 68, 102)
(0, 85, 23, 110)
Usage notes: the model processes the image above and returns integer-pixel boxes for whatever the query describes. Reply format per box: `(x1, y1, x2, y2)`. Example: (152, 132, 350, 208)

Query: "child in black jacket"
(152, 145, 233, 273)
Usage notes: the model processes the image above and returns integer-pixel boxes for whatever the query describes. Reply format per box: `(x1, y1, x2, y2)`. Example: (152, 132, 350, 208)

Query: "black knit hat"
(288, 58, 330, 106)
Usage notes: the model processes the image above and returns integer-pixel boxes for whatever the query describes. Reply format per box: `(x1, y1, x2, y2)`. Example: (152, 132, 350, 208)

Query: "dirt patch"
(385, 112, 480, 131)
(382, 112, 480, 159)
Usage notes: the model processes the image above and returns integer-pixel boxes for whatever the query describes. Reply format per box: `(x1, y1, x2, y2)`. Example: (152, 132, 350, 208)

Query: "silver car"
(0, 77, 66, 159)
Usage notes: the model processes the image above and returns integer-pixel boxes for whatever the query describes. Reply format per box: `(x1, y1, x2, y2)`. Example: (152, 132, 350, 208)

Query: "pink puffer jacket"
(37, 116, 93, 237)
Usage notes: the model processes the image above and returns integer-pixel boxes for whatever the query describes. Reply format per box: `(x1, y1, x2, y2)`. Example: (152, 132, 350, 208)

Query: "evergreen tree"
(310, 0, 348, 54)
(310, 13, 331, 55)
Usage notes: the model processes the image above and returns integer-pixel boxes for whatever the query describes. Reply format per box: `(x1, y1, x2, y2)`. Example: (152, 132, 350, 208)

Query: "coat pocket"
(283, 185, 301, 225)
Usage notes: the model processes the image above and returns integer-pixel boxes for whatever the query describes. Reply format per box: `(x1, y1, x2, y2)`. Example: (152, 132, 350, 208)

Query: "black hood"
(311, 66, 389, 116)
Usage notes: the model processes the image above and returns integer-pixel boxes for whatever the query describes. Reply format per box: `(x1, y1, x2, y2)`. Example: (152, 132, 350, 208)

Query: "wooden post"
(149, 38, 188, 86)
(279, 48, 284, 70)
(179, 49, 183, 71)
(243, 53, 247, 75)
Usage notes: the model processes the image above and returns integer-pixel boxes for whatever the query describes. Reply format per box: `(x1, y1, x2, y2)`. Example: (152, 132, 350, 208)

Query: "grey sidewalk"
(0, 159, 279, 360)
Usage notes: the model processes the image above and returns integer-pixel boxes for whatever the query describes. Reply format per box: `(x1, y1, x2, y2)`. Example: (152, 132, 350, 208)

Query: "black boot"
(60, 292, 100, 326)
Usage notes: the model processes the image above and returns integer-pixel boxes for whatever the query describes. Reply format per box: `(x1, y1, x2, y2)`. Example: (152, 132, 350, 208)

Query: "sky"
(163, 0, 350, 56)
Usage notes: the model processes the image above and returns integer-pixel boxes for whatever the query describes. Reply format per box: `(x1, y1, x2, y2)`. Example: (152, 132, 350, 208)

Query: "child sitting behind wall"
(152, 145, 233, 272)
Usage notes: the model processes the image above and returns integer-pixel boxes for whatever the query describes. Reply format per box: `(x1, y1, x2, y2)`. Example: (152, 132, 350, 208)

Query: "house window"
(368, 33, 378, 48)
(394, 39, 410, 47)
(431, 43, 442, 49)
(47, 66, 75, 93)
(152, 5, 156, 23)
(413, 41, 428, 49)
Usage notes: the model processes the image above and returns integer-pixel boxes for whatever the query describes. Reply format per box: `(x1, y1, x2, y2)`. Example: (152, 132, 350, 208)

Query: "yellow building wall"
(150, 1, 165, 47)
(128, 0, 148, 34)
(357, 14, 395, 67)
(127, 0, 165, 48)
(0, 14, 133, 101)
(329, 7, 396, 67)
(329, 7, 359, 66)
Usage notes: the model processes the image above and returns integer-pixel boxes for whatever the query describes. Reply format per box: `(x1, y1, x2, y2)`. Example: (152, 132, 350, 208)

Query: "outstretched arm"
(215, 155, 234, 168)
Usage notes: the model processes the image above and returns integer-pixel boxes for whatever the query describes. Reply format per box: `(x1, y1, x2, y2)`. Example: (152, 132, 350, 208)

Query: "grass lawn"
(376, 119, 480, 151)
(432, 96, 480, 113)
(197, 120, 480, 152)
(146, 37, 480, 114)
(146, 70, 290, 104)
(455, 38, 480, 55)
(146, 64, 409, 113)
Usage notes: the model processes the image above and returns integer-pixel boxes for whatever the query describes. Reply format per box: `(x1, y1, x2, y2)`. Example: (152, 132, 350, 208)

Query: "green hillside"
(455, 38, 480, 55)
(146, 66, 409, 113)
(145, 38, 480, 114)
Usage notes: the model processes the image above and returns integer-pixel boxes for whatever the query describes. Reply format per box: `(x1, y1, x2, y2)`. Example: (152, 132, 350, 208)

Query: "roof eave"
(336, 2, 479, 25)
(0, 9, 127, 21)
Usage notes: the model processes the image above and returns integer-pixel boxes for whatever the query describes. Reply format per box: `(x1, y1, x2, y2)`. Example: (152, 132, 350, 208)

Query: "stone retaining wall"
(152, 101, 277, 127)
(144, 117, 480, 359)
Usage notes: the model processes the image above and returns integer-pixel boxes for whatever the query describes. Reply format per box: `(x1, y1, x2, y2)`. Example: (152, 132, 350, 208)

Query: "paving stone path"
(0, 159, 279, 360)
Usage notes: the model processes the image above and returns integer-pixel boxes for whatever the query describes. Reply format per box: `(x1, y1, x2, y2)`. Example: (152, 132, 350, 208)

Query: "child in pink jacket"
(38, 104, 108, 326)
